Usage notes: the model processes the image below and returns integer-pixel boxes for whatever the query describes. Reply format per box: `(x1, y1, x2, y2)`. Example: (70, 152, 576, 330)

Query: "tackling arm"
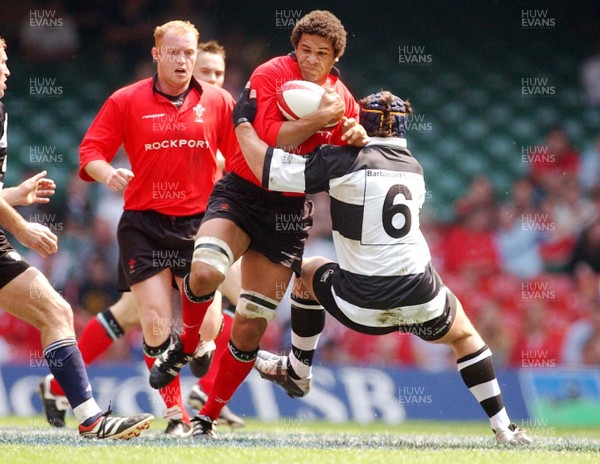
(234, 122, 268, 183)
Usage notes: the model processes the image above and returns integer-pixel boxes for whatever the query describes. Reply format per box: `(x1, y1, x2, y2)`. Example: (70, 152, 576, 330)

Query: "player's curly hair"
(359, 91, 412, 138)
(198, 40, 225, 59)
(291, 10, 347, 58)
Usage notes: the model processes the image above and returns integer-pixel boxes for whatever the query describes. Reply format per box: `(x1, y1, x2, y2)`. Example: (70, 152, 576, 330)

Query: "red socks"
(180, 275, 214, 353)
(200, 340, 256, 421)
(200, 313, 232, 393)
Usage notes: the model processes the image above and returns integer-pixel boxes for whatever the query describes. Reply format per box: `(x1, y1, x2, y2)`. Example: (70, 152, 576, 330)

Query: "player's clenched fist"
(105, 168, 134, 192)
(15, 222, 58, 257)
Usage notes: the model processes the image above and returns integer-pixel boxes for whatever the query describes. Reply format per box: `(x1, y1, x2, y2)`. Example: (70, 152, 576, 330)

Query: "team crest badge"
(193, 103, 205, 122)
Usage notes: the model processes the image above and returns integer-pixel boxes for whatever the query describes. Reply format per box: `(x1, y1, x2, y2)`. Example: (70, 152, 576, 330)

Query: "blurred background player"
(0, 36, 153, 439)
(233, 87, 532, 445)
(39, 39, 245, 431)
(75, 21, 238, 437)
(195, 40, 225, 87)
(148, 10, 367, 438)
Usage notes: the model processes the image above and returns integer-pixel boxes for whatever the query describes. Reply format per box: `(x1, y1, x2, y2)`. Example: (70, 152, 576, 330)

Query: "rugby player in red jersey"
(73, 21, 239, 437)
(148, 11, 367, 438)
(40, 38, 245, 432)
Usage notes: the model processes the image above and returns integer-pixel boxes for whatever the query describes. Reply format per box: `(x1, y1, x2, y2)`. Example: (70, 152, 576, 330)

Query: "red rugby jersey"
(79, 77, 237, 216)
(229, 53, 360, 185)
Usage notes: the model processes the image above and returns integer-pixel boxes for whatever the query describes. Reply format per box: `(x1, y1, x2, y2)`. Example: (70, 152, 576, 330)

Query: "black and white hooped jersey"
(0, 102, 12, 253)
(263, 137, 444, 327)
(0, 102, 7, 191)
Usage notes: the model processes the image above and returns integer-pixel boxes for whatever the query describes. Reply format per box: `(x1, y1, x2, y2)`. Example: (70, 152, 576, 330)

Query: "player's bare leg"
(1, 268, 153, 437)
(0, 267, 74, 347)
(131, 270, 192, 433)
(131, 270, 175, 347)
(254, 256, 328, 397)
(149, 219, 248, 389)
(433, 295, 531, 445)
(194, 262, 242, 380)
(187, 260, 246, 428)
(193, 251, 289, 437)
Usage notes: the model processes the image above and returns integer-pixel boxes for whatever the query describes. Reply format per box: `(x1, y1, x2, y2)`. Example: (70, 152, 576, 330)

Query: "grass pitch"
(0, 417, 599, 464)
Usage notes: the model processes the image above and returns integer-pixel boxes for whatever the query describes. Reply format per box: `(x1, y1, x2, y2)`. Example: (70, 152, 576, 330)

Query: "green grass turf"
(0, 417, 599, 464)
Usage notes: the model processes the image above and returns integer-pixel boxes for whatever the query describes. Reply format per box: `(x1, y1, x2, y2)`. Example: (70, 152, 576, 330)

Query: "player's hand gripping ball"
(277, 80, 337, 127)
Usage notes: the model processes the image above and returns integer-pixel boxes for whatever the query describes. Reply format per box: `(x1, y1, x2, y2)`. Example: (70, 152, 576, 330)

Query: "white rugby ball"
(277, 80, 337, 127)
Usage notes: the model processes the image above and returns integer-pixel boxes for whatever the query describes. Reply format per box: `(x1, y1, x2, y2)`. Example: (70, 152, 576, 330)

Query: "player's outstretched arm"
(2, 170, 56, 206)
(0, 195, 58, 257)
(84, 160, 134, 192)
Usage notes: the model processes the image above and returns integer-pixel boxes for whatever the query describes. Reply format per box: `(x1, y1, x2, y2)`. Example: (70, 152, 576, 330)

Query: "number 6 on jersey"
(362, 171, 424, 245)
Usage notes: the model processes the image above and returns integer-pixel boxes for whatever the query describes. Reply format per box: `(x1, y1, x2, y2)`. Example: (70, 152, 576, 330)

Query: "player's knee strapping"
(192, 236, 234, 277)
(236, 290, 279, 321)
(96, 308, 125, 340)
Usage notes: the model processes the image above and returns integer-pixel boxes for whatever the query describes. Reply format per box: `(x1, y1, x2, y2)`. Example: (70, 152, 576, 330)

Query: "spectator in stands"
(444, 205, 501, 278)
(561, 300, 600, 365)
(571, 263, 600, 313)
(590, 187, 600, 215)
(537, 177, 597, 273)
(529, 126, 580, 198)
(475, 300, 515, 368)
(537, 194, 578, 272)
(567, 216, 600, 275)
(20, 0, 79, 63)
(410, 336, 455, 371)
(579, 134, 600, 193)
(62, 171, 95, 240)
(79, 216, 120, 275)
(580, 35, 600, 107)
(495, 203, 543, 279)
(454, 175, 496, 221)
(581, 333, 600, 365)
(510, 300, 563, 368)
(552, 178, 597, 239)
(510, 177, 539, 217)
(102, 0, 167, 66)
(77, 254, 120, 316)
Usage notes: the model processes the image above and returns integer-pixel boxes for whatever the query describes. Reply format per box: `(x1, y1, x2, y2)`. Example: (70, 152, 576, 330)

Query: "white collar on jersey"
(365, 137, 407, 149)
